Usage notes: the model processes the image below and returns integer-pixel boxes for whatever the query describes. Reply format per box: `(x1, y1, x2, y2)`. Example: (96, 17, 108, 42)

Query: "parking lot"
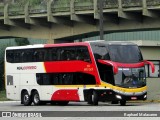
(0, 101, 160, 120)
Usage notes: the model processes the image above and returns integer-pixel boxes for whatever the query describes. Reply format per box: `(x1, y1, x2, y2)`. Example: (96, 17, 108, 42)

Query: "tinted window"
(6, 46, 91, 63)
(21, 50, 33, 62)
(90, 43, 110, 60)
(60, 47, 76, 61)
(33, 49, 46, 62)
(6, 51, 14, 63)
(109, 45, 143, 63)
(47, 48, 59, 61)
(76, 47, 91, 62)
(36, 72, 96, 85)
(14, 51, 21, 63)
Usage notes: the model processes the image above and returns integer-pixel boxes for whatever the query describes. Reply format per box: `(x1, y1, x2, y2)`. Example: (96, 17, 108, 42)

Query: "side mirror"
(143, 60, 155, 73)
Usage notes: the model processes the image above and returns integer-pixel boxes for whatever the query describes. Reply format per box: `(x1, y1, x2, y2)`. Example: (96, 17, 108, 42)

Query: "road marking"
(0, 101, 20, 103)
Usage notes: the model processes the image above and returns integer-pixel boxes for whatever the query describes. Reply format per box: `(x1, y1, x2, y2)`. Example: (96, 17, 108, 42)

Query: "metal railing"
(51, 0, 70, 13)
(147, 0, 160, 6)
(0, 0, 160, 16)
(122, 0, 142, 8)
(29, 0, 47, 14)
(103, 0, 118, 9)
(74, 0, 93, 11)
(8, 4, 25, 16)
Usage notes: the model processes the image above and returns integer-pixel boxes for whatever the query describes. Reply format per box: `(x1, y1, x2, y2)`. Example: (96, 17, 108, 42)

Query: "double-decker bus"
(5, 41, 155, 106)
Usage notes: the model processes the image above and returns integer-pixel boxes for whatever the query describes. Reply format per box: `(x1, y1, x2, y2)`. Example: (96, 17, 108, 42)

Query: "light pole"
(99, 0, 104, 40)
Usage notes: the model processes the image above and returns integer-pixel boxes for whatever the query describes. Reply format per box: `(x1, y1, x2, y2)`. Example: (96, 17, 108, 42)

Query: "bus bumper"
(84, 89, 147, 102)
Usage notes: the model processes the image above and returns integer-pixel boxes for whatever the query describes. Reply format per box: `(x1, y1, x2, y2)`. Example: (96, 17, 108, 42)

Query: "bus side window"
(50, 48, 58, 61)
(60, 47, 76, 61)
(20, 49, 34, 63)
(62, 73, 73, 84)
(6, 51, 14, 63)
(27, 50, 34, 62)
(72, 73, 96, 85)
(76, 47, 91, 62)
(14, 51, 21, 63)
(39, 51, 45, 62)
(36, 74, 42, 85)
(34, 49, 45, 62)
(42, 74, 51, 85)
(52, 74, 59, 85)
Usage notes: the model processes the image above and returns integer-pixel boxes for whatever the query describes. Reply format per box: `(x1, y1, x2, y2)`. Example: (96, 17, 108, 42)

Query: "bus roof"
(6, 40, 137, 50)
(86, 40, 137, 46)
(5, 42, 89, 50)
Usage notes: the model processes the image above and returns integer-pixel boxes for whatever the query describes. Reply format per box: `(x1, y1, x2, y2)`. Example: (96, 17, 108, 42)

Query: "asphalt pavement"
(0, 101, 160, 120)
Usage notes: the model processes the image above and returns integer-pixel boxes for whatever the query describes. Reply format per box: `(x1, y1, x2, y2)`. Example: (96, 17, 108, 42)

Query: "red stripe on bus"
(51, 90, 80, 101)
(44, 61, 96, 74)
(98, 60, 145, 68)
(44, 42, 89, 48)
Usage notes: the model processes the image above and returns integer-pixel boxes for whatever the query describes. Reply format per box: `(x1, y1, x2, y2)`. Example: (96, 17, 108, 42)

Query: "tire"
(120, 100, 126, 106)
(111, 101, 119, 104)
(32, 91, 41, 106)
(92, 91, 98, 105)
(21, 91, 32, 106)
(57, 101, 69, 106)
(87, 93, 93, 105)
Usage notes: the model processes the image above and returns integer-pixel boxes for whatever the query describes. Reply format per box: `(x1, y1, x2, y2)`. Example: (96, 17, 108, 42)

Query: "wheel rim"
(91, 94, 94, 102)
(24, 94, 29, 103)
(34, 94, 39, 104)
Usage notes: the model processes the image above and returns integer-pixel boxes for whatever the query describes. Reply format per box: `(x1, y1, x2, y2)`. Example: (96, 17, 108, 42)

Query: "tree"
(0, 43, 13, 91)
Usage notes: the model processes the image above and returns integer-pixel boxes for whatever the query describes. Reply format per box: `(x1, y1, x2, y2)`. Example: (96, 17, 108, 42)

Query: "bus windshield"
(114, 67, 146, 88)
(108, 45, 143, 63)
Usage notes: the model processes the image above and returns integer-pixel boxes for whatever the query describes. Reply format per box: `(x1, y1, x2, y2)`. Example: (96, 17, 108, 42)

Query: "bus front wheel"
(32, 91, 41, 106)
(120, 100, 126, 106)
(92, 91, 98, 105)
(22, 91, 32, 106)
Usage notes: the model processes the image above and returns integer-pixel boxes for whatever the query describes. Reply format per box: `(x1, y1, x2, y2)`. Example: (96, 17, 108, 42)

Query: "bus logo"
(17, 66, 37, 70)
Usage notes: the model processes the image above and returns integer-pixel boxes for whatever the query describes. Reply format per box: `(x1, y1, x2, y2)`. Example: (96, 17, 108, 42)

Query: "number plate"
(131, 97, 137, 100)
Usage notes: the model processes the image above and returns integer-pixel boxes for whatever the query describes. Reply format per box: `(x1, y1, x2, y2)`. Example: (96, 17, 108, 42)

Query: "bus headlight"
(144, 95, 147, 99)
(116, 95, 122, 99)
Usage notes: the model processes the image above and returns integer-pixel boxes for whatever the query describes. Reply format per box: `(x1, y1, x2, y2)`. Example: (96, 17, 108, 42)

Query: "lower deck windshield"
(114, 67, 146, 88)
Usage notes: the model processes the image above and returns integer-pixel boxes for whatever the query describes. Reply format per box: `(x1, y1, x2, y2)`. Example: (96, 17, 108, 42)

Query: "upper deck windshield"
(109, 45, 143, 63)
(90, 42, 143, 63)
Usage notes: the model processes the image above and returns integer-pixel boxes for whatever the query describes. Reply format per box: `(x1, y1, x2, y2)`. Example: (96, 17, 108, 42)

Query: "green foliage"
(14, 0, 43, 6)
(0, 90, 8, 101)
(15, 38, 30, 46)
(0, 43, 13, 91)
(29, 0, 42, 4)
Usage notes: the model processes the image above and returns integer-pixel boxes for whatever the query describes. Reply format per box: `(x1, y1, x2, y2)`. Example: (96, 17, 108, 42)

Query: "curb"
(0, 101, 20, 103)
(128, 100, 160, 103)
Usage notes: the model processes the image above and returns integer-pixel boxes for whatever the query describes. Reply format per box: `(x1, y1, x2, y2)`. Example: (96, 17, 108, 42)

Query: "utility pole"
(99, 0, 104, 40)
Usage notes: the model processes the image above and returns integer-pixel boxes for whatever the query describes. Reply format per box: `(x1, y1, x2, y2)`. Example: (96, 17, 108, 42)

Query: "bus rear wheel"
(22, 91, 32, 106)
(120, 100, 126, 106)
(32, 91, 41, 106)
